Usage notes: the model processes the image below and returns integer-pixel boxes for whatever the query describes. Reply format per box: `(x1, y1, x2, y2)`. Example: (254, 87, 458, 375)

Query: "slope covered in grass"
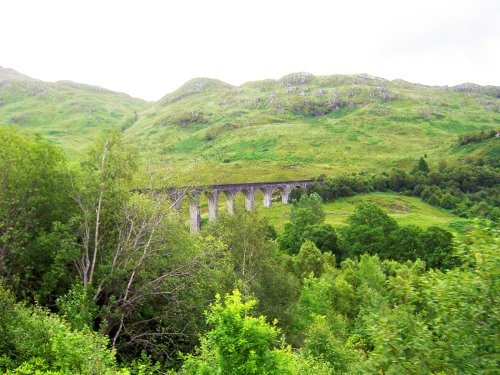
(250, 192, 466, 232)
(1, 67, 498, 181)
(0, 66, 149, 158)
(126, 72, 499, 184)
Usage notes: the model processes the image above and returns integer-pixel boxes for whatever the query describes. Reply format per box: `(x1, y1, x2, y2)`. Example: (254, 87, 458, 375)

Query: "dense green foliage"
(204, 211, 300, 329)
(339, 203, 458, 269)
(180, 290, 322, 375)
(276, 194, 458, 270)
(290, 224, 499, 374)
(0, 129, 226, 368)
(313, 156, 500, 221)
(0, 284, 123, 374)
(0, 128, 76, 304)
(0, 128, 498, 374)
(277, 193, 336, 255)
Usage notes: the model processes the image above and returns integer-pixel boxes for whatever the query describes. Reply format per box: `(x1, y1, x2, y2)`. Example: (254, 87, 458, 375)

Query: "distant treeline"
(306, 157, 499, 221)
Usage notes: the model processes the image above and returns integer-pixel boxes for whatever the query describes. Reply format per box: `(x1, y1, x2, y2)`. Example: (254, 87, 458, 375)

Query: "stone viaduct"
(169, 179, 319, 233)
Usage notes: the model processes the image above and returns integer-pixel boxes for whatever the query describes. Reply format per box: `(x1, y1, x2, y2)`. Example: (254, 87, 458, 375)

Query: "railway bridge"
(169, 179, 320, 233)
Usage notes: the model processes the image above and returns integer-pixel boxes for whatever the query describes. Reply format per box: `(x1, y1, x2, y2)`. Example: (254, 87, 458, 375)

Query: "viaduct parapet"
(168, 179, 319, 233)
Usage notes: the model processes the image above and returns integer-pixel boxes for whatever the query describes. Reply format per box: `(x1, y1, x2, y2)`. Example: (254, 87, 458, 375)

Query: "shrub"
(0, 285, 122, 374)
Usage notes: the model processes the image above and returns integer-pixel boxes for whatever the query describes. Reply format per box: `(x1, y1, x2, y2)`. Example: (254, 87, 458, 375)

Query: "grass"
(176, 192, 466, 233)
(321, 193, 463, 229)
(124, 74, 499, 184)
(0, 74, 148, 159)
(255, 193, 464, 232)
(1, 69, 498, 183)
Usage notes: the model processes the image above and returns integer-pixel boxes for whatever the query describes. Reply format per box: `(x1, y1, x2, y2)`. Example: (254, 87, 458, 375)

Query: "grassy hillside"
(126, 73, 499, 184)
(255, 193, 467, 230)
(0, 67, 498, 182)
(0, 66, 149, 158)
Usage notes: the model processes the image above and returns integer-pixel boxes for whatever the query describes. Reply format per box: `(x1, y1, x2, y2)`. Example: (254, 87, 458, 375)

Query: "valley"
(1, 66, 498, 374)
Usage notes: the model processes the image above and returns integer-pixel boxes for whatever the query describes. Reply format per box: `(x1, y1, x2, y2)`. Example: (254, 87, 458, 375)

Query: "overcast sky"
(1, 0, 499, 101)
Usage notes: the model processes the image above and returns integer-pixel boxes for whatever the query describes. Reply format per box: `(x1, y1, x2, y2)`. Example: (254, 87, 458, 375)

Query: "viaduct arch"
(169, 179, 319, 233)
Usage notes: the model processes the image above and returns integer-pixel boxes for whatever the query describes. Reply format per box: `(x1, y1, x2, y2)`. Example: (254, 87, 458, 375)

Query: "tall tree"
(339, 203, 398, 259)
(412, 156, 430, 174)
(74, 131, 138, 290)
(278, 193, 326, 254)
(0, 128, 76, 302)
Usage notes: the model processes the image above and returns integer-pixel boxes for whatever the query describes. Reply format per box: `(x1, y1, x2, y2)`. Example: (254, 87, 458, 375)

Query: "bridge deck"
(209, 179, 318, 190)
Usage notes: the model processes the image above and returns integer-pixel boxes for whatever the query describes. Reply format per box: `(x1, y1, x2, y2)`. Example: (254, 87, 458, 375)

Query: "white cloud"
(1, 0, 498, 100)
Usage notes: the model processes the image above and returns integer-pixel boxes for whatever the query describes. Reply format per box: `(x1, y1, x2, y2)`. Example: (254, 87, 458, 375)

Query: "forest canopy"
(0, 128, 498, 374)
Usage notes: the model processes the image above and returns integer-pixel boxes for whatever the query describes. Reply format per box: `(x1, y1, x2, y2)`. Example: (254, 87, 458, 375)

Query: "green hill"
(0, 66, 149, 158)
(125, 72, 499, 184)
(1, 67, 498, 181)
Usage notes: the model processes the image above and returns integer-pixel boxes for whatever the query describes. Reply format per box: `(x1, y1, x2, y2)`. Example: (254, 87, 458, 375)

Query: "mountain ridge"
(2, 65, 499, 103)
(0, 66, 498, 183)
(124, 71, 499, 184)
(0, 66, 37, 82)
(157, 72, 500, 101)
(0, 66, 149, 158)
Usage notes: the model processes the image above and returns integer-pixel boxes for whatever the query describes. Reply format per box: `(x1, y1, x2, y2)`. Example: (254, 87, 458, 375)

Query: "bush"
(339, 204, 398, 259)
(0, 284, 122, 374)
(440, 193, 459, 209)
(418, 226, 457, 270)
(278, 193, 326, 254)
(294, 240, 328, 278)
(302, 224, 339, 256)
(180, 290, 331, 374)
